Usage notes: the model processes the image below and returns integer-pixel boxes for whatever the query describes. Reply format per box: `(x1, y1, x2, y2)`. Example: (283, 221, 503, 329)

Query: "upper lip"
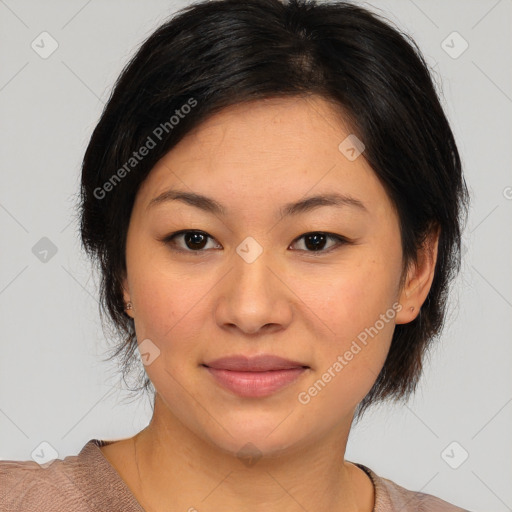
(203, 354, 309, 371)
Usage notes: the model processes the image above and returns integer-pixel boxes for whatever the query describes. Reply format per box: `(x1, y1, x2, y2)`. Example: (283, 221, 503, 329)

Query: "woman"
(0, 0, 472, 510)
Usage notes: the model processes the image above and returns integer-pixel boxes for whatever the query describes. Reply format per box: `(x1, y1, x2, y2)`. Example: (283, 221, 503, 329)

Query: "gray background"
(0, 0, 511, 510)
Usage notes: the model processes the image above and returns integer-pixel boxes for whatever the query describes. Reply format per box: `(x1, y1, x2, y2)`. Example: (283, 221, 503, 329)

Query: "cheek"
(291, 250, 401, 409)
(126, 237, 211, 351)
(130, 267, 209, 397)
(293, 253, 400, 344)
(132, 268, 207, 344)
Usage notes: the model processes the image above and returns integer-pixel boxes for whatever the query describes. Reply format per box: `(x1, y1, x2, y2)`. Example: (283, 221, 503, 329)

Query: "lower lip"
(204, 367, 307, 398)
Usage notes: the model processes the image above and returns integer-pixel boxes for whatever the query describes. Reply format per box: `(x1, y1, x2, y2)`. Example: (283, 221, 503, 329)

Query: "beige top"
(0, 439, 471, 511)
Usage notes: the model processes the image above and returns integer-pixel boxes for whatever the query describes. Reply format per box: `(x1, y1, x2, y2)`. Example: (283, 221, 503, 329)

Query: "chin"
(208, 430, 302, 462)
(196, 410, 319, 463)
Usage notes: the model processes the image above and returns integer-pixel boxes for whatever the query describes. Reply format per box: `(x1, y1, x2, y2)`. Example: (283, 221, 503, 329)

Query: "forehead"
(179, 95, 355, 160)
(134, 95, 391, 219)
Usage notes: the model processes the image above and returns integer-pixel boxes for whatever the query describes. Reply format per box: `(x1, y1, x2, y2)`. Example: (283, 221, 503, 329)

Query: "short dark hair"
(78, 0, 469, 420)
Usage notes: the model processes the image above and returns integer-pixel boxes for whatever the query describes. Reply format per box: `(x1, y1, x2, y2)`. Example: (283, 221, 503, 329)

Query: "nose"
(214, 245, 293, 336)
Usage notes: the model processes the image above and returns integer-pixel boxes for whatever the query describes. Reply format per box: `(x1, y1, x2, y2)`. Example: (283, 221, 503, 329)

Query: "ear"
(121, 274, 134, 319)
(395, 226, 440, 325)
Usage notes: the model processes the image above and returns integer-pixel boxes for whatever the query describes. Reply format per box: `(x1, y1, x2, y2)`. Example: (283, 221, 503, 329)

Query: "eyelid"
(289, 232, 350, 254)
(160, 230, 351, 254)
(160, 230, 220, 254)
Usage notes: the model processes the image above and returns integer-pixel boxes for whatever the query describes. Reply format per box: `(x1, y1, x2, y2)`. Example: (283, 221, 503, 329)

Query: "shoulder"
(354, 463, 473, 512)
(0, 450, 87, 511)
(0, 439, 143, 512)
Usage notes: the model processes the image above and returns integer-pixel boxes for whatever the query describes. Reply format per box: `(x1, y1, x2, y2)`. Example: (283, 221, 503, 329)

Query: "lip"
(202, 355, 309, 398)
(203, 354, 309, 371)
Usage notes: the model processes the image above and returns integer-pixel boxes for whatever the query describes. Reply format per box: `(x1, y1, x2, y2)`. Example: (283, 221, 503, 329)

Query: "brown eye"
(183, 232, 209, 250)
(304, 233, 328, 251)
(162, 230, 349, 255)
(290, 232, 348, 253)
(163, 230, 220, 252)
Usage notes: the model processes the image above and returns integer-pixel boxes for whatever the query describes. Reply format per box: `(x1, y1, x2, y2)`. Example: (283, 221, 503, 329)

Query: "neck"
(127, 393, 373, 512)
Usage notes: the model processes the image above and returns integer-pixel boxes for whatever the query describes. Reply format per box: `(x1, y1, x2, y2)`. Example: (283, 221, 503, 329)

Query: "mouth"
(202, 354, 310, 372)
(201, 354, 310, 398)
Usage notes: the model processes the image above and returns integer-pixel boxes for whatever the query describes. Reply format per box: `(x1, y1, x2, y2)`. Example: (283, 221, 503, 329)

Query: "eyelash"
(161, 230, 351, 256)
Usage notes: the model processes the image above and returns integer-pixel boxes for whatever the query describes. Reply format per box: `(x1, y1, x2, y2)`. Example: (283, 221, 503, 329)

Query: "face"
(122, 95, 413, 457)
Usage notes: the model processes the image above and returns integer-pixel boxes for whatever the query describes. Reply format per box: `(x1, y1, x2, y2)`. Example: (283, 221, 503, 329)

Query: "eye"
(162, 230, 349, 255)
(162, 230, 220, 253)
(289, 232, 349, 254)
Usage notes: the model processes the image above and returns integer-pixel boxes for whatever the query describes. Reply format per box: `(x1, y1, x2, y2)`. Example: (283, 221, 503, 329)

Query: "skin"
(100, 95, 439, 512)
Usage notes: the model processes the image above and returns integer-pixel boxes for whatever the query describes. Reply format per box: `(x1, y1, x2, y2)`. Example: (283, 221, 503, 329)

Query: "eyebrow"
(146, 189, 368, 217)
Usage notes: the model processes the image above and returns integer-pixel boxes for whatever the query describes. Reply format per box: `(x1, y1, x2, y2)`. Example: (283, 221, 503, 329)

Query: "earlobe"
(121, 275, 134, 318)
(395, 227, 440, 325)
